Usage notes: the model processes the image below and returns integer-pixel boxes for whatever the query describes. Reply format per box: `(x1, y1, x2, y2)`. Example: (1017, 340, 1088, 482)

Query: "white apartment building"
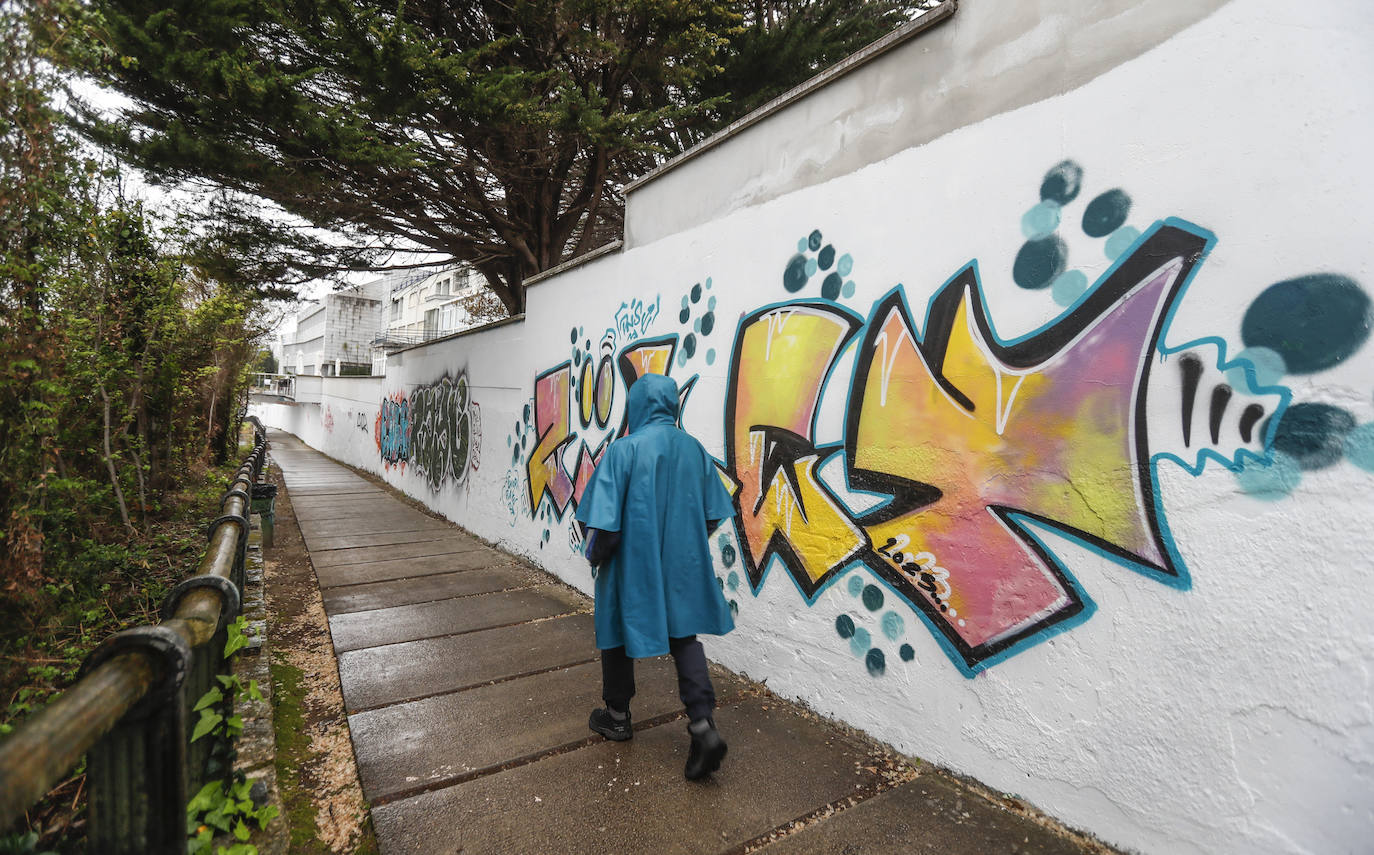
(371, 264, 493, 372)
(381, 265, 488, 343)
(280, 277, 390, 376)
(278, 264, 495, 377)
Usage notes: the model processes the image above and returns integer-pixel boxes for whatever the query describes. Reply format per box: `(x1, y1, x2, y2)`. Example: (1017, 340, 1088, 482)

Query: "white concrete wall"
(322, 294, 381, 368)
(254, 1, 1374, 852)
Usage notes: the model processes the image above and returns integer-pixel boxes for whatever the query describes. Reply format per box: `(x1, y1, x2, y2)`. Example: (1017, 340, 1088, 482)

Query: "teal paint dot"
(1345, 423, 1374, 472)
(708, 296, 717, 311)
(861, 584, 884, 611)
(783, 255, 809, 292)
(694, 317, 702, 333)
(1013, 237, 1067, 289)
(1051, 269, 1089, 306)
(705, 277, 712, 289)
(847, 575, 865, 597)
(677, 349, 689, 367)
(865, 647, 886, 676)
(717, 576, 724, 590)
(837, 254, 853, 277)
(1104, 225, 1141, 260)
(729, 600, 739, 617)
(506, 435, 511, 447)
(1235, 451, 1301, 499)
(719, 539, 735, 567)
(842, 280, 856, 298)
(705, 348, 716, 366)
(1082, 189, 1132, 237)
(881, 611, 904, 641)
(1021, 200, 1062, 239)
(805, 258, 818, 277)
(797, 238, 809, 253)
(1243, 274, 1371, 374)
(899, 644, 915, 662)
(849, 628, 871, 657)
(727, 570, 740, 591)
(681, 295, 689, 308)
(836, 614, 855, 639)
(821, 273, 842, 301)
(1226, 347, 1288, 389)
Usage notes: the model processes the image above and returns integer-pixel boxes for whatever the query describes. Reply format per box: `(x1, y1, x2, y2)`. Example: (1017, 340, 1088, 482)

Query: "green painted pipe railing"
(0, 418, 270, 853)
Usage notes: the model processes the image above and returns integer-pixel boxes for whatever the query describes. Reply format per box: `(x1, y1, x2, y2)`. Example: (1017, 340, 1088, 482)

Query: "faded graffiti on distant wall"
(376, 372, 477, 491)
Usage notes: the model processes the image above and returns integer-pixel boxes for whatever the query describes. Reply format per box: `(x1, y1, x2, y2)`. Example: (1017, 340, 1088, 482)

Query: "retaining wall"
(253, 1, 1374, 851)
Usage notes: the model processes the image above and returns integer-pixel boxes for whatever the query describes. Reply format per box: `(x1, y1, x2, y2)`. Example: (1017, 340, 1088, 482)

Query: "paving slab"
(299, 515, 453, 539)
(322, 566, 543, 614)
(755, 772, 1090, 854)
(329, 586, 587, 652)
(314, 549, 512, 589)
(291, 500, 415, 521)
(301, 528, 467, 552)
(282, 484, 396, 496)
(370, 697, 885, 855)
(350, 660, 686, 800)
(296, 511, 443, 531)
(337, 613, 598, 712)
(282, 481, 384, 493)
(310, 536, 487, 569)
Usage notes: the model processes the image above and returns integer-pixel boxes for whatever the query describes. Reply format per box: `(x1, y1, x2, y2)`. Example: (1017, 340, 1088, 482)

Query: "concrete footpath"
(266, 431, 1103, 855)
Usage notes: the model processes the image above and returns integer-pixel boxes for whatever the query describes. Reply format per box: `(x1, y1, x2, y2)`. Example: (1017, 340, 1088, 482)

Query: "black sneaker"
(684, 718, 727, 780)
(588, 707, 633, 741)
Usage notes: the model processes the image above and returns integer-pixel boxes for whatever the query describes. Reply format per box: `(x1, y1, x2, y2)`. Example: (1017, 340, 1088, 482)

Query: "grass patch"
(269, 657, 318, 854)
(269, 656, 378, 855)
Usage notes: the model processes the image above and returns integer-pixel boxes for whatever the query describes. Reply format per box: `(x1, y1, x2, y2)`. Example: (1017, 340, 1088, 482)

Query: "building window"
(390, 299, 401, 321)
(436, 277, 450, 296)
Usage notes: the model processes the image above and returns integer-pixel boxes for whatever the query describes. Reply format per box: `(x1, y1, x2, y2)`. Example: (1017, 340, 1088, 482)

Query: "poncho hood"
(626, 373, 678, 432)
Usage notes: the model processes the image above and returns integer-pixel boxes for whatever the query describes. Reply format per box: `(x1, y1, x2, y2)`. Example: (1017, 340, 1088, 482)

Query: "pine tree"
(43, 0, 941, 311)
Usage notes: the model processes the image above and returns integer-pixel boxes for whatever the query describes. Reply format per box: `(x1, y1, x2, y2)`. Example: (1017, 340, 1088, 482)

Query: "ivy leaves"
(187, 616, 275, 855)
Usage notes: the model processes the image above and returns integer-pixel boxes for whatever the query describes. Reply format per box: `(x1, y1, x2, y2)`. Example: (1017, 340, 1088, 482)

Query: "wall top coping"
(525, 240, 624, 290)
(620, 1, 956, 196)
(384, 313, 526, 356)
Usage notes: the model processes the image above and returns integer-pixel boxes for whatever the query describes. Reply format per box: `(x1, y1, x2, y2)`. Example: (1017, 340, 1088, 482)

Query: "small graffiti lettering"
(613, 296, 660, 341)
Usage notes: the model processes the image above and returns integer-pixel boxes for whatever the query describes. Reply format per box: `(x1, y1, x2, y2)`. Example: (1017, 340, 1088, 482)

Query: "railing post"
(82, 627, 193, 855)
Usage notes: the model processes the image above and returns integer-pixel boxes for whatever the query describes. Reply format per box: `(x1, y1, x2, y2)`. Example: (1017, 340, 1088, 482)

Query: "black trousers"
(601, 636, 716, 723)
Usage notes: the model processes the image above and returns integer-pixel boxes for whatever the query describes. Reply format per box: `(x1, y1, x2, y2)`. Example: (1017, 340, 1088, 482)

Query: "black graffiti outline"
(724, 222, 1212, 672)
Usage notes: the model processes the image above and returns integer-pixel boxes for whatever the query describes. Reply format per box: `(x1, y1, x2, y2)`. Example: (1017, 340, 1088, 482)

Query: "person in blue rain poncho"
(575, 372, 737, 780)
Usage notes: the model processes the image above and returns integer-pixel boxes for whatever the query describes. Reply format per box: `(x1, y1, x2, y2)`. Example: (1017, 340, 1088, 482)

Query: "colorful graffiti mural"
(376, 373, 476, 492)
(514, 219, 1302, 675)
(724, 220, 1286, 674)
(526, 335, 695, 518)
(505, 154, 1374, 676)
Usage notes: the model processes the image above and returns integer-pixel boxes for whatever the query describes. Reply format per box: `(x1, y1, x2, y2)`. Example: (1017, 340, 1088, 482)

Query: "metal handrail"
(0, 418, 270, 850)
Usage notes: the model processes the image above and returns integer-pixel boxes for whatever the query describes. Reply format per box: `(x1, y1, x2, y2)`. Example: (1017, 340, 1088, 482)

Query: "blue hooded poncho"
(575, 373, 736, 657)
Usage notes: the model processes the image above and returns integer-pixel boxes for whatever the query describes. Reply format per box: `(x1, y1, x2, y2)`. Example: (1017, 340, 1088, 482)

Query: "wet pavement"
(267, 431, 1102, 855)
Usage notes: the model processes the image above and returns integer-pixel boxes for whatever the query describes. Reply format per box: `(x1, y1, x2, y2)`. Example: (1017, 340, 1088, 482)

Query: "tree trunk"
(98, 383, 135, 538)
